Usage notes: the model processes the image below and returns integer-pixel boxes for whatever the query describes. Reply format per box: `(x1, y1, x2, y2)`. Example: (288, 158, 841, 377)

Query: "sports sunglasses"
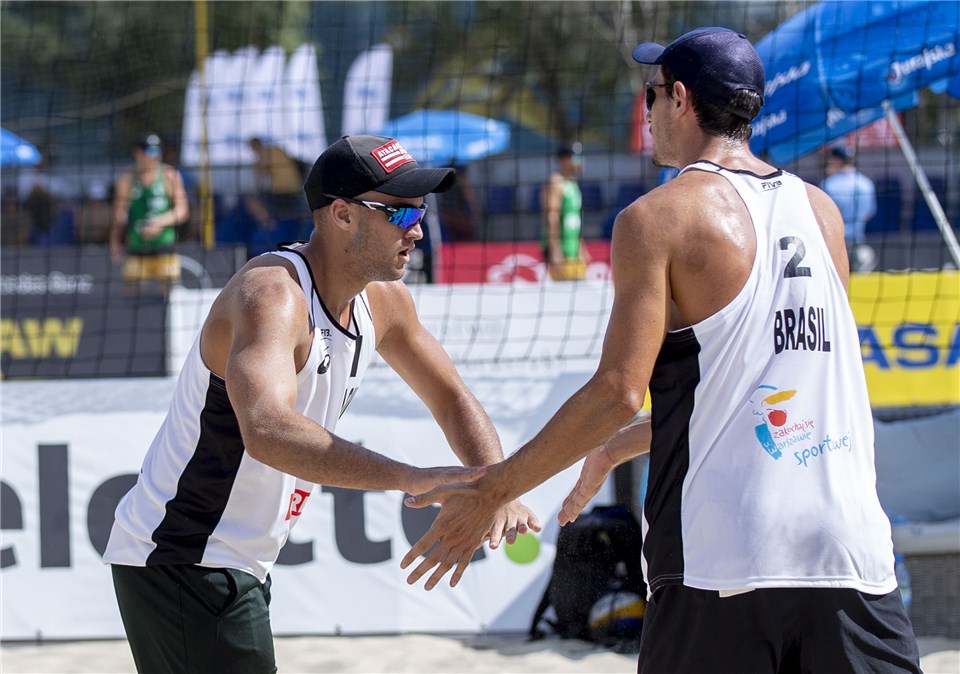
(325, 194, 427, 229)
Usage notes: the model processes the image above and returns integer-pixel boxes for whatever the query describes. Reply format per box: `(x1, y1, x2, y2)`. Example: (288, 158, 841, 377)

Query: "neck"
(297, 239, 365, 321)
(678, 135, 770, 174)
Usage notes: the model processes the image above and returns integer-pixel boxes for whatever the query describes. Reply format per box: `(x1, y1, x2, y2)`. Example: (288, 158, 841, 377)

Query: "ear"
(327, 199, 353, 230)
(672, 80, 691, 113)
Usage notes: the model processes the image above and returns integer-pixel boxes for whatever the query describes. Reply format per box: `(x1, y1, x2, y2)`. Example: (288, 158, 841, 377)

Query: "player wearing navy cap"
(402, 28, 920, 673)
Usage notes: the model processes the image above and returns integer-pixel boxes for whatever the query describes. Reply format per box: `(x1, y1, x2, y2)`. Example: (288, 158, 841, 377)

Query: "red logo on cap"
(371, 140, 415, 173)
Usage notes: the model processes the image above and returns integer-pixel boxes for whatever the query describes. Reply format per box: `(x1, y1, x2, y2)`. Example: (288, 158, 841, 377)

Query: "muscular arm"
(558, 415, 651, 525)
(371, 281, 502, 465)
(218, 266, 478, 494)
(371, 281, 540, 544)
(402, 198, 669, 588)
(483, 201, 666, 500)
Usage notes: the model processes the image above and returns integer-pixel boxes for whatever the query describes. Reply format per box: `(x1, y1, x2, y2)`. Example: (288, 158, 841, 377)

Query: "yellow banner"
(849, 270, 960, 407)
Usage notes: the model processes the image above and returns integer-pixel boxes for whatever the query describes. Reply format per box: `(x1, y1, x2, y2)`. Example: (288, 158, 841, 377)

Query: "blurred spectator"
(17, 155, 75, 245)
(77, 181, 113, 244)
(1, 186, 29, 246)
(541, 142, 589, 281)
(110, 133, 190, 295)
(821, 145, 877, 272)
(438, 163, 479, 242)
(244, 137, 309, 256)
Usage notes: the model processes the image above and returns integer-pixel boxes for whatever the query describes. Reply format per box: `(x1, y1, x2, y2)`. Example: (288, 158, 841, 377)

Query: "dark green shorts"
(111, 564, 277, 674)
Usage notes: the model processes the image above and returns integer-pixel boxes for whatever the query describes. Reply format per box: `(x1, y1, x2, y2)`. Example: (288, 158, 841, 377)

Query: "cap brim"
(632, 42, 665, 65)
(376, 167, 457, 197)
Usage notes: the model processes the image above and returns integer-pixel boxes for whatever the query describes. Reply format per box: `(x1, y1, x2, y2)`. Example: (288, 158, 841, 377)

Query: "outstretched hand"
(485, 499, 541, 549)
(557, 448, 612, 526)
(400, 480, 499, 590)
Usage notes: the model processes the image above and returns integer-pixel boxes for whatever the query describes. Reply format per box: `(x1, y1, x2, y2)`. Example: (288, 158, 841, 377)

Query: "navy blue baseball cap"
(632, 27, 764, 120)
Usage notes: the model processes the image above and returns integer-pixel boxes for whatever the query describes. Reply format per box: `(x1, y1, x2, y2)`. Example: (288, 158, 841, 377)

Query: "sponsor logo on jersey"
(285, 488, 311, 520)
(749, 384, 807, 460)
(748, 384, 854, 468)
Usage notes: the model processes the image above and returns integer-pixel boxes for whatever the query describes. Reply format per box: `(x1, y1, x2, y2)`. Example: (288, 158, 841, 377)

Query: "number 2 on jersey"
(779, 236, 812, 278)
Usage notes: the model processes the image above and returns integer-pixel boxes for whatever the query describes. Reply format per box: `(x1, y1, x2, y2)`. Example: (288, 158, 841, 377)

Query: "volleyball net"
(1, 0, 957, 408)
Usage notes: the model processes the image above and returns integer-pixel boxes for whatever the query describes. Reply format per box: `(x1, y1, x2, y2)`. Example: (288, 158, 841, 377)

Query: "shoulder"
(365, 280, 417, 339)
(805, 181, 846, 246)
(804, 181, 843, 218)
(366, 279, 415, 315)
(616, 170, 722, 237)
(227, 255, 308, 320)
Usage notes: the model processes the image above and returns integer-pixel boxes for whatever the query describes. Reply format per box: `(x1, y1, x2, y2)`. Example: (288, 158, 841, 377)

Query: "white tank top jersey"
(641, 161, 896, 597)
(104, 246, 376, 582)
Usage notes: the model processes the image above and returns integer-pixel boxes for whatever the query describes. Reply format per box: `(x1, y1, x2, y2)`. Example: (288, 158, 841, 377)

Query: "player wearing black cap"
(402, 28, 920, 674)
(104, 134, 540, 673)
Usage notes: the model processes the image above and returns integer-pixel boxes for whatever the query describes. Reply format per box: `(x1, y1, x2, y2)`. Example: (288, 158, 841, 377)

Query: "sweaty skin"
(400, 73, 847, 591)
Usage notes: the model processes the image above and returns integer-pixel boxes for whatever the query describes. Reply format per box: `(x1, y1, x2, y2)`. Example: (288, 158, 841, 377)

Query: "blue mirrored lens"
(388, 207, 425, 229)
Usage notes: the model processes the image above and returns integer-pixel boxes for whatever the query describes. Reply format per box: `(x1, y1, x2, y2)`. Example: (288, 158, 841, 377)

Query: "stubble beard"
(349, 225, 405, 283)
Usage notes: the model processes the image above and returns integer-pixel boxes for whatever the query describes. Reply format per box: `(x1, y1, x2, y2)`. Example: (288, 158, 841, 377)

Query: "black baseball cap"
(632, 27, 764, 120)
(304, 134, 457, 211)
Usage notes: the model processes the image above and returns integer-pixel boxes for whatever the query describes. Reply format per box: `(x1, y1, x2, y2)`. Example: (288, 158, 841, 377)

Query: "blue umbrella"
(378, 109, 510, 166)
(1, 128, 41, 167)
(750, 0, 959, 163)
(749, 0, 960, 266)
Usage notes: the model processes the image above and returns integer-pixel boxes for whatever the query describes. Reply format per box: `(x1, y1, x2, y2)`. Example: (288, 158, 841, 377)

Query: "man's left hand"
(485, 499, 541, 549)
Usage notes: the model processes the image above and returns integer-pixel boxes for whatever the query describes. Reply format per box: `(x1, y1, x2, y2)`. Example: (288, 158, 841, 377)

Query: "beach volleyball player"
(103, 135, 539, 674)
(402, 29, 921, 673)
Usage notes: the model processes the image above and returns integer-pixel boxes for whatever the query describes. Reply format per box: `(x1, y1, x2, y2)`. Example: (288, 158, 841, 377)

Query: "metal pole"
(883, 101, 960, 269)
(195, 0, 214, 250)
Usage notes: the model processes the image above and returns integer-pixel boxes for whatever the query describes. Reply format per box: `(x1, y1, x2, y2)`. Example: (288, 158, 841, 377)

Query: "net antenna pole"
(195, 0, 215, 250)
(882, 100, 960, 268)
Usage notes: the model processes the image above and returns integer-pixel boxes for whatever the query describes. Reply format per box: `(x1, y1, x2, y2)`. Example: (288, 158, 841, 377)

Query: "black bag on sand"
(528, 505, 646, 651)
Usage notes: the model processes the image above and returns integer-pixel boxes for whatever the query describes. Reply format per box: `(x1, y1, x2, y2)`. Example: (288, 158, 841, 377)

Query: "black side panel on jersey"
(146, 374, 246, 565)
(643, 328, 701, 594)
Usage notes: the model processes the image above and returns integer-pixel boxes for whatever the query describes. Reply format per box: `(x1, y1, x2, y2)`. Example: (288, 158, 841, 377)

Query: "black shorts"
(111, 564, 277, 674)
(637, 585, 920, 674)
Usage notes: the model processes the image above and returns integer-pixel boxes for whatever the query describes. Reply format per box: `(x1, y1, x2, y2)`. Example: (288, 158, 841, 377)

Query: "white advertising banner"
(181, 44, 326, 167)
(1, 366, 608, 640)
(3, 282, 616, 639)
(341, 43, 393, 136)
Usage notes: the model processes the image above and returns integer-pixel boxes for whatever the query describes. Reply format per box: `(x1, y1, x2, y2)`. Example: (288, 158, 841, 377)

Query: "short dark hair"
(661, 65, 761, 142)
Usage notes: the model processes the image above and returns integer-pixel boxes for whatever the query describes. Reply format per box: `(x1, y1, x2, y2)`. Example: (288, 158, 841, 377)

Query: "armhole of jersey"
(271, 248, 317, 330)
(667, 162, 764, 336)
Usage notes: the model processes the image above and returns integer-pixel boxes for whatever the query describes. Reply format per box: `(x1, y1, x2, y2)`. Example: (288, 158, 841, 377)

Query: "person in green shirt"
(541, 142, 590, 281)
(110, 133, 189, 295)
